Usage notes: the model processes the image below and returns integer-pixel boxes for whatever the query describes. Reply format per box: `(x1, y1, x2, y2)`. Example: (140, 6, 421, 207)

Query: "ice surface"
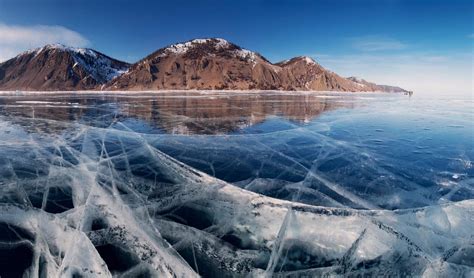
(0, 92, 472, 277)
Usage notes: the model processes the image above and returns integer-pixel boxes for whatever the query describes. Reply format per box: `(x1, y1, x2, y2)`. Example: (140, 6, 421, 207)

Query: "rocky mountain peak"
(162, 38, 232, 54)
(296, 56, 317, 65)
(0, 43, 129, 90)
(17, 44, 97, 60)
(276, 56, 320, 67)
(152, 38, 262, 63)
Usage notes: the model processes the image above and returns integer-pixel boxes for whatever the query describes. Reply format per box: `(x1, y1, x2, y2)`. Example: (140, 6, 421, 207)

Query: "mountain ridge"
(0, 39, 409, 92)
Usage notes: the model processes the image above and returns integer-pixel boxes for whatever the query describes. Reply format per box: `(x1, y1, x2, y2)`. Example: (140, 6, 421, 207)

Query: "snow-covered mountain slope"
(0, 116, 471, 277)
(0, 44, 129, 90)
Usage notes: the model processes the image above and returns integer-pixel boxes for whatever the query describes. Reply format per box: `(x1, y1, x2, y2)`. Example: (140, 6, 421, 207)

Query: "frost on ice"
(0, 93, 473, 277)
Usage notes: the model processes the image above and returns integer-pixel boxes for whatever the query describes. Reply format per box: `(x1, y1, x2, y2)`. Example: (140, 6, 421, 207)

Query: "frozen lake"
(0, 91, 473, 277)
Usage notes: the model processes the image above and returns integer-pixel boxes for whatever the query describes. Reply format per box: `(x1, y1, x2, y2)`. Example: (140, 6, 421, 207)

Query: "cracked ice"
(0, 92, 473, 277)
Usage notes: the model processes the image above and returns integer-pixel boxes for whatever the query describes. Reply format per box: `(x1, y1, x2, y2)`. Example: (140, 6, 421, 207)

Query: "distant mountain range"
(0, 38, 409, 92)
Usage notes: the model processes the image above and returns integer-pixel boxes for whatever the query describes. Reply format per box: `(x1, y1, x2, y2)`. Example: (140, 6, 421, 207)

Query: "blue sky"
(0, 0, 472, 94)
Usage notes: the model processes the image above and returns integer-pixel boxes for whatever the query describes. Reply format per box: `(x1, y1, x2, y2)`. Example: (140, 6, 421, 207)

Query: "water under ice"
(0, 91, 472, 277)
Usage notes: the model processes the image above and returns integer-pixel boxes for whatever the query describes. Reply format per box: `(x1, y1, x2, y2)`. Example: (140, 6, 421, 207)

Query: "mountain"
(275, 56, 365, 91)
(347, 76, 409, 93)
(106, 38, 406, 92)
(106, 38, 282, 90)
(0, 39, 409, 92)
(0, 44, 129, 91)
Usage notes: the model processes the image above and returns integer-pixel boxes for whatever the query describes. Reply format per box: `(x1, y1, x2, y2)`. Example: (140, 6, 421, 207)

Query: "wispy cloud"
(468, 33, 474, 39)
(0, 23, 90, 62)
(351, 35, 407, 51)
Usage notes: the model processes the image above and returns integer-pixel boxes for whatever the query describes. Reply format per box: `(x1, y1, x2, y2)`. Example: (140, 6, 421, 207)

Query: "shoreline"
(0, 89, 403, 96)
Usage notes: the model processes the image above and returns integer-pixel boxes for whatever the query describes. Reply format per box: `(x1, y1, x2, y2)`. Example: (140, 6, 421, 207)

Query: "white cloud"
(351, 35, 407, 51)
(313, 52, 473, 95)
(0, 23, 90, 62)
(468, 33, 474, 39)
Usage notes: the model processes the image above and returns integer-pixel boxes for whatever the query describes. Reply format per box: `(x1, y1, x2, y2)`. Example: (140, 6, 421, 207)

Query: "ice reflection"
(0, 92, 354, 135)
